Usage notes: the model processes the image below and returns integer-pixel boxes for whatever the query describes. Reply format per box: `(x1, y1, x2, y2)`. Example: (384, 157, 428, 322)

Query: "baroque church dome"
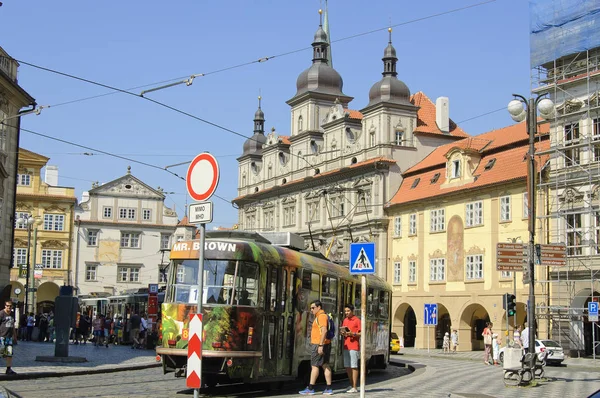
(242, 97, 267, 157)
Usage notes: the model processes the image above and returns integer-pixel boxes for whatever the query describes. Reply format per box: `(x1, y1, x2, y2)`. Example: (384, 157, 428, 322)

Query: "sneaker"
(323, 388, 334, 395)
(346, 388, 358, 393)
(5, 368, 16, 375)
(299, 387, 315, 395)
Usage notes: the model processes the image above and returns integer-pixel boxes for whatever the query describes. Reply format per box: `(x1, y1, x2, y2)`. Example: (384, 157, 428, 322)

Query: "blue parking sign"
(589, 302, 599, 321)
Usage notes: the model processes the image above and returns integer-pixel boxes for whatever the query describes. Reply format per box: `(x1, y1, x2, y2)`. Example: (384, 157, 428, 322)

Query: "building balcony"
(0, 54, 18, 83)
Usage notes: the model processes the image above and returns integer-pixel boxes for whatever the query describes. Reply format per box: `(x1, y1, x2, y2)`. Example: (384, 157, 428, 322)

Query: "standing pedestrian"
(139, 313, 148, 349)
(492, 333, 500, 365)
(129, 311, 142, 349)
(103, 315, 111, 347)
(92, 315, 103, 346)
(299, 300, 333, 396)
(513, 325, 522, 348)
(443, 332, 450, 354)
(521, 324, 530, 354)
(0, 300, 18, 375)
(341, 304, 360, 393)
(450, 329, 459, 353)
(482, 322, 493, 365)
(26, 312, 34, 341)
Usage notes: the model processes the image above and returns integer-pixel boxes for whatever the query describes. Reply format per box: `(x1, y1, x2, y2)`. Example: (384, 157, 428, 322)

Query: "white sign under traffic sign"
(186, 153, 220, 202)
(189, 202, 213, 224)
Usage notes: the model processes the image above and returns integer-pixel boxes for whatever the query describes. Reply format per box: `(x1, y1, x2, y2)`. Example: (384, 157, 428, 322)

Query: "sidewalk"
(0, 341, 160, 380)
(396, 346, 600, 369)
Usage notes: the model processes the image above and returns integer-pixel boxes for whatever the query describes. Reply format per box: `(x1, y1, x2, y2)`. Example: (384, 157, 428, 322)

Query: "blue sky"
(1, 0, 531, 228)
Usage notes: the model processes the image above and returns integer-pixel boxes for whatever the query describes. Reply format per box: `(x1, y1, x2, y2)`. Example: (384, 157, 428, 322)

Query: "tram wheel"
(503, 370, 521, 386)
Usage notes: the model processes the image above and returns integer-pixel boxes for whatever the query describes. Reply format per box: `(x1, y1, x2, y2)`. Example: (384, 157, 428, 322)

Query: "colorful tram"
(157, 231, 392, 386)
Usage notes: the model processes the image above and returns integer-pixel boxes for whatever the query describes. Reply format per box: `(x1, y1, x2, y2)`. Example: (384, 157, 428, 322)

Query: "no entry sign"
(186, 153, 220, 201)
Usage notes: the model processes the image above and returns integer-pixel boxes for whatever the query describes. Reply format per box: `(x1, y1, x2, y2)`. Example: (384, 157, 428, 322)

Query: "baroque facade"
(73, 167, 182, 296)
(233, 24, 467, 279)
(10, 148, 77, 314)
(0, 46, 36, 302)
(385, 123, 550, 350)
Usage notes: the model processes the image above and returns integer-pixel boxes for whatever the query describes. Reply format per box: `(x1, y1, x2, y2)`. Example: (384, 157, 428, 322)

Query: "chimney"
(45, 165, 59, 186)
(436, 97, 450, 134)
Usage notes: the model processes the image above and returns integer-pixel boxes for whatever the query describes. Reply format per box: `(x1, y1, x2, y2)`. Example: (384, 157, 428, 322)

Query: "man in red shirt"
(341, 304, 361, 393)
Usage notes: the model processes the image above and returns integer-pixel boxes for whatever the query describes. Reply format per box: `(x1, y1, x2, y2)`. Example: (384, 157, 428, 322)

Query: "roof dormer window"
(484, 158, 496, 171)
(451, 160, 461, 178)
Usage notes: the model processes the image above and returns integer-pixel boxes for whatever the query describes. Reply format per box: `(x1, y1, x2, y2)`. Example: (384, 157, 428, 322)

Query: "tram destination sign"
(496, 242, 527, 271)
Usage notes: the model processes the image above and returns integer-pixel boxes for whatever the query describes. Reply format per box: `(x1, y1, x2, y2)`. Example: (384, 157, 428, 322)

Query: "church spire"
(322, 0, 333, 67)
(253, 94, 265, 134)
(382, 27, 398, 77)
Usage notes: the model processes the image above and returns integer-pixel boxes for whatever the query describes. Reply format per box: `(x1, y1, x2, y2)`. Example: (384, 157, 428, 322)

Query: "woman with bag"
(482, 322, 493, 365)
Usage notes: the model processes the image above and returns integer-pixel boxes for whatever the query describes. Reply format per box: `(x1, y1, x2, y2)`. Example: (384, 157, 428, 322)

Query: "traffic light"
(502, 293, 509, 310)
(507, 294, 516, 317)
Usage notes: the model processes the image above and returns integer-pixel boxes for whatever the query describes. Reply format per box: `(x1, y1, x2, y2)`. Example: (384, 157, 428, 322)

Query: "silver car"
(499, 339, 565, 366)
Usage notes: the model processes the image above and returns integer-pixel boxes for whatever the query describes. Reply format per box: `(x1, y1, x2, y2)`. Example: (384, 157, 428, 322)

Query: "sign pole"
(427, 325, 430, 355)
(193, 224, 205, 398)
(360, 275, 366, 398)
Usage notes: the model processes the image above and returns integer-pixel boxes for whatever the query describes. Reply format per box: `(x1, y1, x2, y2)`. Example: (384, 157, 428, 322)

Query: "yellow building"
(10, 148, 77, 314)
(385, 122, 550, 351)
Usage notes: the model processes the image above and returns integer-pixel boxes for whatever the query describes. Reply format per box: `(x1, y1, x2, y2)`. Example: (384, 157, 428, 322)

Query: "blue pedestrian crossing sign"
(424, 303, 438, 326)
(349, 242, 375, 274)
(589, 301, 599, 322)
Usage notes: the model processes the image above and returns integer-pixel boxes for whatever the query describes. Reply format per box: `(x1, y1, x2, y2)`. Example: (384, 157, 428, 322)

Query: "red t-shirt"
(342, 315, 361, 351)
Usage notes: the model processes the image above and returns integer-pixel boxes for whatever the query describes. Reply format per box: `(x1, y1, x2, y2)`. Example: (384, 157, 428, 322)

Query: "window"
(119, 208, 136, 220)
(429, 258, 445, 281)
(120, 232, 141, 248)
(466, 201, 483, 227)
(395, 130, 404, 146)
(466, 255, 483, 280)
(310, 140, 319, 154)
(501, 271, 512, 278)
(566, 213, 582, 255)
(118, 266, 140, 282)
(142, 209, 151, 221)
(594, 118, 600, 139)
(370, 132, 376, 146)
(298, 115, 303, 132)
(283, 203, 296, 226)
(411, 178, 420, 189)
(159, 267, 168, 283)
(85, 264, 98, 281)
(0, 119, 6, 153)
(430, 173, 440, 184)
(564, 122, 580, 167)
(523, 192, 529, 218)
(409, 213, 417, 235)
(263, 208, 275, 230)
(307, 200, 320, 222)
(451, 160, 461, 178)
(160, 234, 171, 250)
(394, 217, 402, 237)
(430, 209, 445, 232)
(87, 230, 98, 246)
(500, 196, 511, 222)
(408, 260, 416, 283)
(393, 262, 401, 284)
(596, 212, 600, 255)
(16, 174, 31, 186)
(14, 248, 27, 266)
(14, 212, 30, 229)
(103, 206, 112, 219)
(484, 158, 496, 170)
(41, 249, 63, 268)
(43, 214, 65, 231)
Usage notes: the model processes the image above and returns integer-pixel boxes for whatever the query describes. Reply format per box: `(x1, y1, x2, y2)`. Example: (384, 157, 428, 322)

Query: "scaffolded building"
(530, 0, 600, 357)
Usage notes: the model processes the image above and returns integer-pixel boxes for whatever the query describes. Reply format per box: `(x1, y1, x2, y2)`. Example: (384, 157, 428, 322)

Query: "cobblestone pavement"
(0, 341, 158, 378)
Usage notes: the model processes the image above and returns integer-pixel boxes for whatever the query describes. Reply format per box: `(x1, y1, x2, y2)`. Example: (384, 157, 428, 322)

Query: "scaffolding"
(532, 47, 600, 358)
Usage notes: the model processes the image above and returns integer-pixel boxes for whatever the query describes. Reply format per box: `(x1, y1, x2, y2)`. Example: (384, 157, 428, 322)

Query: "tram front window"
(172, 259, 258, 306)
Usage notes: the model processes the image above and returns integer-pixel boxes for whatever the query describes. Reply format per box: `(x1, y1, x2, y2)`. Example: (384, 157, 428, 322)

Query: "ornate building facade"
(73, 167, 181, 296)
(233, 24, 467, 279)
(0, 46, 36, 303)
(10, 148, 76, 314)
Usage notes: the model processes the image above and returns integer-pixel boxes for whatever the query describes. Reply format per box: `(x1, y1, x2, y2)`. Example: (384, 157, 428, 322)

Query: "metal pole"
(194, 224, 206, 398)
(359, 275, 366, 398)
(30, 227, 38, 314)
(527, 97, 537, 370)
(24, 223, 31, 315)
(513, 273, 517, 329)
(505, 294, 510, 346)
(74, 220, 81, 295)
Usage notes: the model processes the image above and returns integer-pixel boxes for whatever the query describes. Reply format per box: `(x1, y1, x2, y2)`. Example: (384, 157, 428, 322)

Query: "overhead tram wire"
(18, 126, 232, 205)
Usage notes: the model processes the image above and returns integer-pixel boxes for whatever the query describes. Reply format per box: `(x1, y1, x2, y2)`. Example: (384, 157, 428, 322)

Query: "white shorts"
(343, 349, 359, 368)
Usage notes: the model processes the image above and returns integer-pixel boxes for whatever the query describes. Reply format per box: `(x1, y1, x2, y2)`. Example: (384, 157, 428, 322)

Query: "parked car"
(499, 339, 565, 365)
(390, 332, 400, 354)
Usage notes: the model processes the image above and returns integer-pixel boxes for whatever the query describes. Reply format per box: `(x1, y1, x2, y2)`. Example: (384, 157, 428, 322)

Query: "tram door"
(280, 268, 294, 375)
(336, 281, 353, 371)
(263, 267, 280, 376)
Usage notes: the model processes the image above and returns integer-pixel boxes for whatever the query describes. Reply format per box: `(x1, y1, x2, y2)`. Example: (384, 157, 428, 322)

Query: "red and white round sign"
(186, 153, 220, 201)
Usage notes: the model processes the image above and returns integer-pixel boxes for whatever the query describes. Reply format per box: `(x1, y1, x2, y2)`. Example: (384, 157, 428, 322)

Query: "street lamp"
(507, 93, 554, 371)
(16, 215, 36, 315)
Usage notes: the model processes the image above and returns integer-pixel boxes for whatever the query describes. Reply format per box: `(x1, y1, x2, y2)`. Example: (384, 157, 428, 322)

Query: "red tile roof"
(344, 109, 364, 120)
(411, 92, 469, 138)
(406, 120, 550, 174)
(279, 135, 291, 145)
(233, 156, 395, 202)
(387, 129, 550, 207)
(177, 216, 195, 227)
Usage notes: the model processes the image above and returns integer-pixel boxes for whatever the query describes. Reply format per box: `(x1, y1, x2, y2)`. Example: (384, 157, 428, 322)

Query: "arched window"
(297, 151, 303, 168)
(298, 115, 303, 133)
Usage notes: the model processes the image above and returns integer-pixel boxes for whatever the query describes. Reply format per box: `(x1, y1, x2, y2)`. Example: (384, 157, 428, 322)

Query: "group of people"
(442, 329, 459, 353)
(73, 312, 149, 349)
(480, 322, 531, 366)
(18, 311, 54, 342)
(299, 300, 362, 395)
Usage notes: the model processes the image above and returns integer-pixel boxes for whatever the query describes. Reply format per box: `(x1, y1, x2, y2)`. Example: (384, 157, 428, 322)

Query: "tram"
(157, 231, 391, 386)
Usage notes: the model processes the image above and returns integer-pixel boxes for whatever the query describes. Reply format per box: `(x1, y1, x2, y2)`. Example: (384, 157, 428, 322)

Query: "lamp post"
(16, 215, 36, 315)
(507, 94, 554, 372)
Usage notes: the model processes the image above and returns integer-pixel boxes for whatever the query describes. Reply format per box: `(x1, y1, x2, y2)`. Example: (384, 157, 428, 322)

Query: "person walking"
(513, 325, 522, 348)
(0, 300, 18, 375)
(492, 333, 501, 365)
(522, 325, 530, 354)
(443, 332, 450, 354)
(341, 304, 360, 393)
(26, 312, 34, 341)
(103, 315, 111, 347)
(482, 322, 493, 365)
(139, 313, 148, 349)
(92, 315, 103, 346)
(129, 311, 142, 349)
(299, 300, 333, 395)
(450, 329, 459, 353)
